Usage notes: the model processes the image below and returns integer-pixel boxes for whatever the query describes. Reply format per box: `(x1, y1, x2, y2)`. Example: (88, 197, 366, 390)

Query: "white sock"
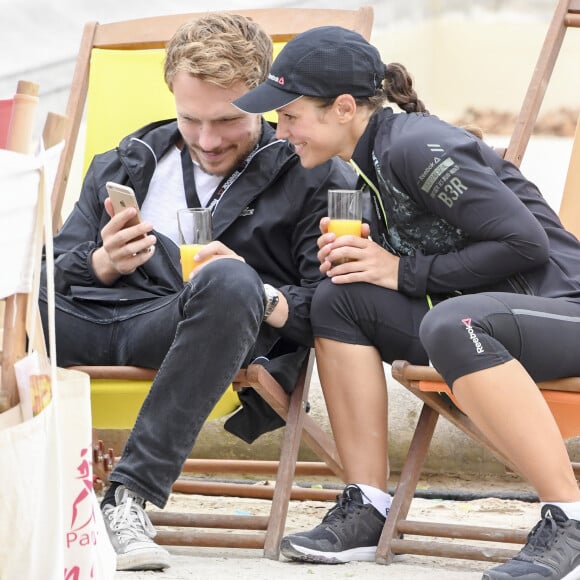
(355, 483, 392, 516)
(542, 500, 580, 521)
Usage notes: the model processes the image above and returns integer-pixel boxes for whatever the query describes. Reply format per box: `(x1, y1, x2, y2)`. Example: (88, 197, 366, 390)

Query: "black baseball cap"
(233, 26, 384, 114)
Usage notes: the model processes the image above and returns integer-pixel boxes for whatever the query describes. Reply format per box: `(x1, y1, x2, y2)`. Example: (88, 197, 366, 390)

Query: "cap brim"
(233, 82, 302, 114)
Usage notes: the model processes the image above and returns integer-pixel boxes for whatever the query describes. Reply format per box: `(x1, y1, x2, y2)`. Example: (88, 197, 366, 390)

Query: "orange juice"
(179, 243, 209, 282)
(328, 219, 362, 237)
(327, 219, 361, 265)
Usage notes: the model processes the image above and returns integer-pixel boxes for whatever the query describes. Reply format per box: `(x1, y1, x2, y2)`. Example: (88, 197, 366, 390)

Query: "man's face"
(172, 72, 262, 177)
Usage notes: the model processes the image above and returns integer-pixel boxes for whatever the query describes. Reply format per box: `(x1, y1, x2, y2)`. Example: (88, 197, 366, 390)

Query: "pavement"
(111, 480, 542, 580)
(116, 550, 492, 579)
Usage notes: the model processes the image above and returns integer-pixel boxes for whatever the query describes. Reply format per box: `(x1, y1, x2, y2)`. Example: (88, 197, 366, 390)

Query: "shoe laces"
(323, 485, 364, 524)
(106, 494, 157, 546)
(519, 510, 564, 560)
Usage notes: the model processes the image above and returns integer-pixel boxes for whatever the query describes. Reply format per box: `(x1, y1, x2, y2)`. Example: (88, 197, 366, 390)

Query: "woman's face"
(275, 98, 350, 168)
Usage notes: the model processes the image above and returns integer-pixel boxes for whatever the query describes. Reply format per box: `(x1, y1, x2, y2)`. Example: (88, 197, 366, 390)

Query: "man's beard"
(191, 146, 253, 178)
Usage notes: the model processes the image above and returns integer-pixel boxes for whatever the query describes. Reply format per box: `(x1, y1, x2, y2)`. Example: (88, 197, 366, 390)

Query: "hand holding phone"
(105, 181, 143, 229)
(93, 182, 154, 284)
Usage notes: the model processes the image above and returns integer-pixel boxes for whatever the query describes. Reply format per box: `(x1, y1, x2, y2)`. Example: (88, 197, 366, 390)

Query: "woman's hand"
(317, 217, 399, 290)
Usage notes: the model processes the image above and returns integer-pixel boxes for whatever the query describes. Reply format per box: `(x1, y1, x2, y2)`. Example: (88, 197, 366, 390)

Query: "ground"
(106, 472, 541, 580)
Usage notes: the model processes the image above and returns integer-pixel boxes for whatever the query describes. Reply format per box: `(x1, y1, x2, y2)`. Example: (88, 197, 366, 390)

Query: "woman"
(234, 26, 580, 580)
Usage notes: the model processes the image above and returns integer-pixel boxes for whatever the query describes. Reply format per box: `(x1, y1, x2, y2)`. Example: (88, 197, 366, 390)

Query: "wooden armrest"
(538, 377, 580, 393)
(393, 360, 580, 394)
(392, 360, 444, 383)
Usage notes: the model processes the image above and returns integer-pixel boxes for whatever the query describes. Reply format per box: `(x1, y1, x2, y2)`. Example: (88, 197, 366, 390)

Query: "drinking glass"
(177, 208, 212, 282)
(327, 189, 363, 236)
(327, 189, 362, 264)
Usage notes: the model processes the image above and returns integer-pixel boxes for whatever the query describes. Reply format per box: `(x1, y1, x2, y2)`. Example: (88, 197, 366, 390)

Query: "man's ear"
(333, 94, 357, 122)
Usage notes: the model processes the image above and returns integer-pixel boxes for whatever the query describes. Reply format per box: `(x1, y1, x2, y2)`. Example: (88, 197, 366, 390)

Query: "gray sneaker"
(482, 505, 580, 580)
(102, 485, 170, 571)
(280, 484, 386, 564)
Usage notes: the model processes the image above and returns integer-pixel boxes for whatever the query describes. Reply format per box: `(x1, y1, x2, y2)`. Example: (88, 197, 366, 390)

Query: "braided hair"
(382, 63, 428, 114)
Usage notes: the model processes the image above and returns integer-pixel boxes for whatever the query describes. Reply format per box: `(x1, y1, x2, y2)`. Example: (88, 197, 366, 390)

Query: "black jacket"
(47, 118, 356, 441)
(52, 118, 355, 341)
(353, 108, 580, 302)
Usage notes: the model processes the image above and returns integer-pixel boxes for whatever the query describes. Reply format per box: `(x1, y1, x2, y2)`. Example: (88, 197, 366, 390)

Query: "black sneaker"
(482, 505, 580, 579)
(280, 484, 386, 564)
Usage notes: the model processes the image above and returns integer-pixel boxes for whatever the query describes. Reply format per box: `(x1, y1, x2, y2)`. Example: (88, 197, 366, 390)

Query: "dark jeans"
(41, 259, 266, 508)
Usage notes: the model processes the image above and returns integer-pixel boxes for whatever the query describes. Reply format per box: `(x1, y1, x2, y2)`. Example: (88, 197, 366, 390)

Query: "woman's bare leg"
(315, 337, 389, 490)
(453, 359, 579, 502)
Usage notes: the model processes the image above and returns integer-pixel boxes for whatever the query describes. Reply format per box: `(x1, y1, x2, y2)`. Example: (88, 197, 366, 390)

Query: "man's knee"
(186, 258, 264, 318)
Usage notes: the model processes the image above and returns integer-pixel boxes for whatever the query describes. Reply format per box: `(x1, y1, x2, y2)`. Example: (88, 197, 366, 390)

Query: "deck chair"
(49, 7, 374, 559)
(377, 0, 580, 565)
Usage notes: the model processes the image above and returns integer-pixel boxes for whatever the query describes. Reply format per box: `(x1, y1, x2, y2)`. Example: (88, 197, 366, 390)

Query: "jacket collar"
(211, 121, 296, 238)
(351, 108, 395, 182)
(116, 118, 297, 236)
(118, 120, 181, 205)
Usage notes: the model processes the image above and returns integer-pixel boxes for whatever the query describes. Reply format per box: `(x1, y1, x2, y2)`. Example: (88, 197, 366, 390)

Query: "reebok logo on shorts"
(462, 318, 485, 354)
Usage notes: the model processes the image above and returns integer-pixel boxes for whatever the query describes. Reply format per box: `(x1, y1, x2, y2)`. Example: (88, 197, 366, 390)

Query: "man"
(41, 14, 354, 571)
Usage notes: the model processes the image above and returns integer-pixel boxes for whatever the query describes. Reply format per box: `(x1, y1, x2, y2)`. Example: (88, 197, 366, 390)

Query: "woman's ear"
(333, 94, 357, 122)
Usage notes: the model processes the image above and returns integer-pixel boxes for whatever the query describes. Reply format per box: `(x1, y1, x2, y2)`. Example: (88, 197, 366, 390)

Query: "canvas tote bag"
(0, 144, 116, 579)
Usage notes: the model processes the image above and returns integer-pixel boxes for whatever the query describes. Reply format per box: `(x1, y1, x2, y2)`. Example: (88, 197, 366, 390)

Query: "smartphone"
(105, 181, 143, 230)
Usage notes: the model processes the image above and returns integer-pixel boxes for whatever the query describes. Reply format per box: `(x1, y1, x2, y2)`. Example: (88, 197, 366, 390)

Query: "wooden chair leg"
(262, 355, 313, 559)
(248, 360, 344, 481)
(146, 354, 340, 557)
(376, 403, 439, 564)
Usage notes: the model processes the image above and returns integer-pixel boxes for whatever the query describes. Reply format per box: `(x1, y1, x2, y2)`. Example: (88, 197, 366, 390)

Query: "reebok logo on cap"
(268, 73, 285, 86)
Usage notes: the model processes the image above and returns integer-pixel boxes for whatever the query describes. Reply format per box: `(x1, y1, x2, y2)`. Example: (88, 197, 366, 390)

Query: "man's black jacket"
(45, 118, 356, 441)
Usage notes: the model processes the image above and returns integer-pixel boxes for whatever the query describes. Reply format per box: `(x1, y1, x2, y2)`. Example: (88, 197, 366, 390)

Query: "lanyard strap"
(180, 144, 260, 213)
(180, 145, 202, 208)
(207, 145, 260, 213)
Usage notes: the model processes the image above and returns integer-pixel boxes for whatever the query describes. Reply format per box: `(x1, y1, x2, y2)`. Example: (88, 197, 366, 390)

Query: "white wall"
(373, 15, 580, 122)
(2, 2, 577, 126)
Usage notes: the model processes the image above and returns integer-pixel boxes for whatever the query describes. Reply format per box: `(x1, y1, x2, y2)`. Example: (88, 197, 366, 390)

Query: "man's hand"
(183, 243, 288, 327)
(185, 240, 246, 278)
(317, 216, 399, 290)
(91, 197, 156, 285)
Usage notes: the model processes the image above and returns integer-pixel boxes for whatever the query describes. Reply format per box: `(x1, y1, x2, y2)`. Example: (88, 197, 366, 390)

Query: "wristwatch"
(263, 284, 280, 321)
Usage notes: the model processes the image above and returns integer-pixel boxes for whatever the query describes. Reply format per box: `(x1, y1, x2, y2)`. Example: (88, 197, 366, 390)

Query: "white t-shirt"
(140, 146, 221, 245)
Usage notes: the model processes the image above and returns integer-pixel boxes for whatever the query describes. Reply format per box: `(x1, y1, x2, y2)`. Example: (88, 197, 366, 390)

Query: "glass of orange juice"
(327, 189, 362, 263)
(177, 208, 212, 282)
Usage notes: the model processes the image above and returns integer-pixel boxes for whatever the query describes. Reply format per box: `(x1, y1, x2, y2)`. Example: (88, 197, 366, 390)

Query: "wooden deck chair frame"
(377, 0, 580, 565)
(49, 7, 374, 559)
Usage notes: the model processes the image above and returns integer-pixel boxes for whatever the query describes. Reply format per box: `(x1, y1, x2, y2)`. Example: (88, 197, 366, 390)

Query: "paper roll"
(6, 80, 40, 154)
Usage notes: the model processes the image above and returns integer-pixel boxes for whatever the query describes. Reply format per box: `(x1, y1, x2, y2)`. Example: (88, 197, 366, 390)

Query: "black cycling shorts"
(311, 279, 580, 387)
(311, 278, 431, 366)
(420, 292, 580, 386)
